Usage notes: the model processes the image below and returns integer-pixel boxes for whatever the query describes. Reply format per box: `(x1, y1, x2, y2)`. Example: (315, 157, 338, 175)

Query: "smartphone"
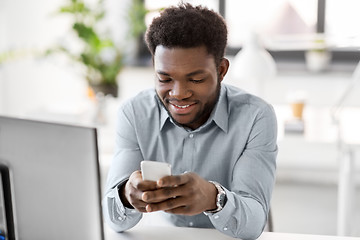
(141, 161, 171, 181)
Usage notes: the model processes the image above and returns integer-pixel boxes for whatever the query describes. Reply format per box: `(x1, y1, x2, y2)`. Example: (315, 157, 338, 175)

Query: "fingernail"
(146, 205, 152, 212)
(142, 192, 148, 201)
(157, 179, 163, 187)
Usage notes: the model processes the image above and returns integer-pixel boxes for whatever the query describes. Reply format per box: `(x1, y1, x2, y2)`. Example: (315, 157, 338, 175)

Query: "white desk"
(105, 225, 360, 240)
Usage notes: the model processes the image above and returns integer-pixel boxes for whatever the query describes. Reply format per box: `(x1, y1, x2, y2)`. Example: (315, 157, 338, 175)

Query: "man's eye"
(158, 79, 171, 83)
(190, 79, 204, 83)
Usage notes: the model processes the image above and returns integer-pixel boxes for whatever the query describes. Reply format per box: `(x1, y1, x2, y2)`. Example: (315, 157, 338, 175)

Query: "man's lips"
(167, 101, 197, 114)
(170, 103, 194, 108)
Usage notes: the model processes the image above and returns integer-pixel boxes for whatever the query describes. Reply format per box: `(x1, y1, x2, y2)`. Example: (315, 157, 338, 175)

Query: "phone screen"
(141, 161, 171, 181)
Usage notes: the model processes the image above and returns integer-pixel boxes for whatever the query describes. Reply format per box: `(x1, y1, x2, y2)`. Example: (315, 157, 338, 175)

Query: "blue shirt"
(103, 84, 278, 239)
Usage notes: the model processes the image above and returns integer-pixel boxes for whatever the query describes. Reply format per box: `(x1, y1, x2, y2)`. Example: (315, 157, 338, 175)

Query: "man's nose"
(169, 82, 191, 99)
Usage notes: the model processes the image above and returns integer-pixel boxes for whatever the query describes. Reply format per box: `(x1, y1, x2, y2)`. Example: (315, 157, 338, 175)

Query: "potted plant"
(48, 0, 123, 97)
(126, 0, 151, 65)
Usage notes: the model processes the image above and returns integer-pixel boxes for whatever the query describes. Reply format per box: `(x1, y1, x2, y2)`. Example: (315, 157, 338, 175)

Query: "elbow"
(233, 207, 267, 239)
(236, 219, 265, 240)
(241, 229, 264, 240)
(237, 222, 264, 240)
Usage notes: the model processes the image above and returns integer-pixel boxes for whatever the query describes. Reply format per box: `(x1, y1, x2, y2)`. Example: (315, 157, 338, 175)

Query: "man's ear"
(218, 58, 230, 82)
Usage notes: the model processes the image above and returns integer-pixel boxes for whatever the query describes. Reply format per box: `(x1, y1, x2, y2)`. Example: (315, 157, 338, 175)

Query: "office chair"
(264, 208, 274, 232)
(267, 209, 273, 232)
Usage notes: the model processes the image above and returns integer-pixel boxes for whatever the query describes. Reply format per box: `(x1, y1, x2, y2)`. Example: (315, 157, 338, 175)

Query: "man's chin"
(167, 112, 193, 126)
(171, 116, 191, 126)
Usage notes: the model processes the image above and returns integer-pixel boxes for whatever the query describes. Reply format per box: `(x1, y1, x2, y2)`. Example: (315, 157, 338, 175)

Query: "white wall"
(0, 0, 8, 113)
(2, 0, 359, 118)
(0, 0, 131, 117)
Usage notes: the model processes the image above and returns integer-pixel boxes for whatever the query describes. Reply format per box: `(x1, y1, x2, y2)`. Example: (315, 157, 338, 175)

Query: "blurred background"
(1, 0, 360, 237)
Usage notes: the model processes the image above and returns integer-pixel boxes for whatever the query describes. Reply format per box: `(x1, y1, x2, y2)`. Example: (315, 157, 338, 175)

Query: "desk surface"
(105, 225, 360, 240)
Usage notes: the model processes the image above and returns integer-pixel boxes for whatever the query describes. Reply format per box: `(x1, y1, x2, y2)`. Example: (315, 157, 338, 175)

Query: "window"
(325, 0, 360, 50)
(144, 0, 359, 60)
(226, 0, 317, 48)
(145, 0, 219, 27)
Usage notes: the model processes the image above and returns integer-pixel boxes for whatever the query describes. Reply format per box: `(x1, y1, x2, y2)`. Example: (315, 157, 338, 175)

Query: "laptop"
(0, 116, 104, 240)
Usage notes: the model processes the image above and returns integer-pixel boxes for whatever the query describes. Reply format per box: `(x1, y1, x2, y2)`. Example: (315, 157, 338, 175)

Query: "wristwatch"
(205, 181, 227, 214)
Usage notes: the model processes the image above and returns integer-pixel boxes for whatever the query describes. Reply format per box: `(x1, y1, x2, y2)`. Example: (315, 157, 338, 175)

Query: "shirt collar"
(158, 85, 229, 133)
(211, 85, 228, 133)
(156, 96, 170, 131)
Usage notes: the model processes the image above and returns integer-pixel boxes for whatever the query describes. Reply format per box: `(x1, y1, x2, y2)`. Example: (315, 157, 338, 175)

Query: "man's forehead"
(154, 45, 212, 57)
(154, 45, 216, 70)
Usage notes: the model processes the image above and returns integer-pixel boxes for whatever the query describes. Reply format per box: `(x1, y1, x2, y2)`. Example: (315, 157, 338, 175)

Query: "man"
(103, 3, 277, 239)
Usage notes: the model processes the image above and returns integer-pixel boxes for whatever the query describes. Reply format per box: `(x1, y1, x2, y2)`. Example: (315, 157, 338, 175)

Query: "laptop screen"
(0, 116, 104, 240)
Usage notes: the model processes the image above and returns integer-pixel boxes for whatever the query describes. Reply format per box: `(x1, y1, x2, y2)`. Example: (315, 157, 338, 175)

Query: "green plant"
(125, 0, 163, 65)
(48, 0, 123, 96)
(127, 0, 148, 40)
(124, 0, 150, 65)
(0, 50, 29, 64)
(0, 51, 10, 64)
(309, 37, 327, 53)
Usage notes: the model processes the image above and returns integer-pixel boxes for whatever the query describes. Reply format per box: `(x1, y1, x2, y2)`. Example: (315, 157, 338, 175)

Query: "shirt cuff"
(112, 183, 140, 221)
(204, 187, 236, 232)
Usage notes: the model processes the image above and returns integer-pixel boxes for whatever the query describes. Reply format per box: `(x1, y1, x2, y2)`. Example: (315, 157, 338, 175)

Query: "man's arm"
(102, 106, 144, 232)
(206, 104, 278, 239)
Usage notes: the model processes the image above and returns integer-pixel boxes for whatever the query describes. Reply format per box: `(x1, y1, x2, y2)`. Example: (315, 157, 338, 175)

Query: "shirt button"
(223, 227, 228, 231)
(189, 133, 194, 138)
(214, 215, 219, 219)
(189, 222, 194, 227)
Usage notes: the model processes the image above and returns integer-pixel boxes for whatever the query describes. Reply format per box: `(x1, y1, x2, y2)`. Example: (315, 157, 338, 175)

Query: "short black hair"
(145, 3, 227, 67)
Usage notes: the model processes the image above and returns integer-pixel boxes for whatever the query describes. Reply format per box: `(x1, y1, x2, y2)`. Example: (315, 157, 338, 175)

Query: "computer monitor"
(0, 116, 104, 240)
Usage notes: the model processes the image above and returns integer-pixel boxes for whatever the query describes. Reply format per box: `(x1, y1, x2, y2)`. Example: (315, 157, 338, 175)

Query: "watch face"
(218, 192, 226, 207)
(207, 181, 227, 213)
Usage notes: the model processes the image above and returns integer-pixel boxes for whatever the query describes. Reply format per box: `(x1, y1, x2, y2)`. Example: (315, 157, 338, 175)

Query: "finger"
(127, 186, 151, 213)
(164, 206, 192, 215)
(126, 172, 156, 210)
(129, 171, 143, 189)
(146, 196, 186, 212)
(142, 186, 177, 203)
(136, 180, 158, 191)
(131, 200, 148, 213)
(157, 173, 191, 188)
(131, 171, 158, 191)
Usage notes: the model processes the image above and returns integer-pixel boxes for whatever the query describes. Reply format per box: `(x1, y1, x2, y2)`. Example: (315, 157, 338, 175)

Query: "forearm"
(207, 188, 267, 240)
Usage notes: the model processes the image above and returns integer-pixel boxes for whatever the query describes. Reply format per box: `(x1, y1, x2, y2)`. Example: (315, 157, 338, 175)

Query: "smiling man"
(103, 3, 278, 240)
(154, 45, 225, 130)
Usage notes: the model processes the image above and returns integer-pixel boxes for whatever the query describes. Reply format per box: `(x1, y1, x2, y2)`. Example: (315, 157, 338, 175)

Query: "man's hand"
(142, 172, 218, 216)
(121, 170, 158, 212)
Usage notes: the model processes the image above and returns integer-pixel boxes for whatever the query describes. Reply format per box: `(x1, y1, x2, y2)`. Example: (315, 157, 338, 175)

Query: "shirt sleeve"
(102, 104, 144, 232)
(207, 104, 278, 240)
